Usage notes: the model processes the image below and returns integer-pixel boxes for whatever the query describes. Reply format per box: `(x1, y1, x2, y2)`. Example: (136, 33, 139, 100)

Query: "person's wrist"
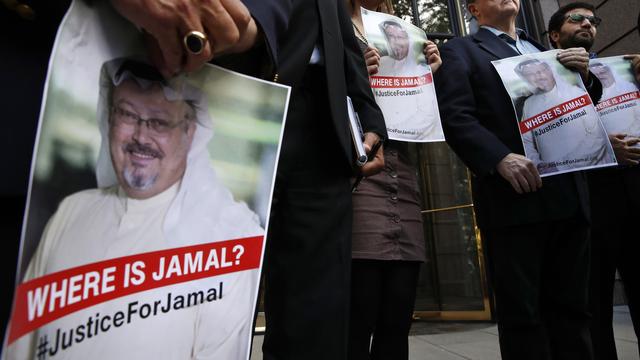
(366, 131, 384, 144)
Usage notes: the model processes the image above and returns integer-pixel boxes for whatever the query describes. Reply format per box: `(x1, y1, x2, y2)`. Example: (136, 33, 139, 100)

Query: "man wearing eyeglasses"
(548, 5, 601, 55)
(548, 3, 640, 359)
(435, 0, 604, 359)
(6, 58, 263, 360)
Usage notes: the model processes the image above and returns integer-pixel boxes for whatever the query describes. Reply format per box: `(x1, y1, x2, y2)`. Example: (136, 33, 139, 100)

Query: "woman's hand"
(423, 40, 442, 73)
(364, 46, 381, 76)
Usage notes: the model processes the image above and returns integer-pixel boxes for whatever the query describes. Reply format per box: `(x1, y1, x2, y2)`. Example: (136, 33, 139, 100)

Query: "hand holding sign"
(110, 0, 258, 78)
(609, 134, 640, 165)
(361, 7, 445, 142)
(590, 55, 640, 151)
(557, 47, 591, 83)
(364, 46, 381, 76)
(496, 153, 542, 194)
(623, 54, 640, 83)
(492, 50, 616, 176)
(423, 40, 441, 73)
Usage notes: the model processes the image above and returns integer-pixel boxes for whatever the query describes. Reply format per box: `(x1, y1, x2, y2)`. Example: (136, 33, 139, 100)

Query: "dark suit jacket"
(276, 0, 387, 170)
(435, 28, 602, 229)
(214, 0, 291, 77)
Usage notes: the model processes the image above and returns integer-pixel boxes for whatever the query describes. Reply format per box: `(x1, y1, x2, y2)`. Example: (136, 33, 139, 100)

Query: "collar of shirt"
(309, 44, 325, 65)
(532, 84, 559, 104)
(386, 56, 413, 70)
(480, 25, 540, 55)
(119, 180, 181, 213)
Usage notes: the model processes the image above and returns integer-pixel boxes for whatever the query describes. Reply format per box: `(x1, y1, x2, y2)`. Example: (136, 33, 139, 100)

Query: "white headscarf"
(96, 58, 262, 245)
(515, 59, 574, 97)
(591, 62, 638, 99)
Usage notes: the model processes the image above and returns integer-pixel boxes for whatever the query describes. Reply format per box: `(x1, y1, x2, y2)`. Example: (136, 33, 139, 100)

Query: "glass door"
(394, 0, 492, 320)
(409, 143, 491, 320)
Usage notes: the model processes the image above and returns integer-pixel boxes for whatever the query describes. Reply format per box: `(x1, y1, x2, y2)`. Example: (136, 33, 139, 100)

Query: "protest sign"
(491, 50, 616, 176)
(590, 56, 640, 144)
(361, 8, 444, 142)
(2, 1, 290, 359)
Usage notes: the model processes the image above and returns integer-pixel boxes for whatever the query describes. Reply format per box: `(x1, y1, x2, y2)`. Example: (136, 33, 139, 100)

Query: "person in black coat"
(435, 0, 603, 359)
(547, 3, 640, 359)
(261, 0, 387, 359)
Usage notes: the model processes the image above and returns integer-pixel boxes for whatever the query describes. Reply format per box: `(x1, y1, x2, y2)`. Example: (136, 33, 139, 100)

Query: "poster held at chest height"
(2, 1, 290, 359)
(589, 56, 640, 145)
(492, 50, 616, 176)
(361, 8, 444, 142)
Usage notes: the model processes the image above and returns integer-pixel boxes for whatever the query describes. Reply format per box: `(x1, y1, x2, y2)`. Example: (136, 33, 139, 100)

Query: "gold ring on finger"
(183, 30, 208, 55)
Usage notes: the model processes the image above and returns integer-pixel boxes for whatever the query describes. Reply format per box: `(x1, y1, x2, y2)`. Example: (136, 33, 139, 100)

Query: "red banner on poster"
(595, 90, 640, 111)
(519, 94, 593, 133)
(8, 236, 263, 344)
(370, 74, 433, 88)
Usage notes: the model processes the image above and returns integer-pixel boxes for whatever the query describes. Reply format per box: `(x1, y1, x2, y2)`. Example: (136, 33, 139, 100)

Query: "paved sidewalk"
(251, 306, 638, 359)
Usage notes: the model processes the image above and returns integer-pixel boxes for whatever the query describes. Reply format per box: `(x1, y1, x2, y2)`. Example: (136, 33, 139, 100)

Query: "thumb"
(626, 137, 640, 145)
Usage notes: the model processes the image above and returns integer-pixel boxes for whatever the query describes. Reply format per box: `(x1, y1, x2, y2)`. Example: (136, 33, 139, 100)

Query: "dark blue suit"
(436, 28, 600, 360)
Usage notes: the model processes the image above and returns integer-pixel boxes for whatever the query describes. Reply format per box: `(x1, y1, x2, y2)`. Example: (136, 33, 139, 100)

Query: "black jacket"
(435, 28, 603, 229)
(276, 0, 387, 169)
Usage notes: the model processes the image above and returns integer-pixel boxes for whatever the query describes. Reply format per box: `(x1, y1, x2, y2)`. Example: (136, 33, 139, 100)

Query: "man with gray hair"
(6, 58, 262, 360)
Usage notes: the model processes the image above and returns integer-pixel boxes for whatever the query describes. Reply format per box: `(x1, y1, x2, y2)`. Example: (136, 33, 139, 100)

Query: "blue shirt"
(481, 26, 540, 55)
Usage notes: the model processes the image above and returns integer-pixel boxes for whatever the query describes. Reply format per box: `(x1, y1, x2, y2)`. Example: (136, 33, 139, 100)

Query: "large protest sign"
(361, 8, 444, 142)
(2, 1, 289, 359)
(590, 56, 640, 144)
(491, 50, 616, 176)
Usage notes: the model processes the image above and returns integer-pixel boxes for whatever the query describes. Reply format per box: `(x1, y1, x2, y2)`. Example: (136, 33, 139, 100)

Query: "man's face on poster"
(590, 63, 615, 88)
(384, 24, 410, 60)
(109, 80, 196, 199)
(520, 62, 556, 93)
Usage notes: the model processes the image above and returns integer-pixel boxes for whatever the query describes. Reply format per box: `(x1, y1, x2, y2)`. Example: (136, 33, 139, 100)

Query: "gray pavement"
(250, 306, 638, 359)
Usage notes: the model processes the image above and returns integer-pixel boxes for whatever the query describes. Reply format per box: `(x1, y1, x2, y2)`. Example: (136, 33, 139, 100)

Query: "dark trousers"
(1, 196, 25, 339)
(482, 217, 593, 360)
(588, 167, 640, 360)
(348, 259, 420, 360)
(262, 66, 354, 360)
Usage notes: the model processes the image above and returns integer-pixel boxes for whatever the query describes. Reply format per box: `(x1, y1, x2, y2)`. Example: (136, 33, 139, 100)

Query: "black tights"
(348, 259, 420, 360)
